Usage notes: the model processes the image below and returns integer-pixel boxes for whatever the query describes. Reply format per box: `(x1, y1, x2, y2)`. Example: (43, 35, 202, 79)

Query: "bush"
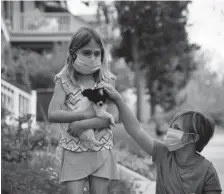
(1, 112, 51, 164)
(1, 113, 136, 194)
(2, 153, 134, 194)
(2, 161, 65, 194)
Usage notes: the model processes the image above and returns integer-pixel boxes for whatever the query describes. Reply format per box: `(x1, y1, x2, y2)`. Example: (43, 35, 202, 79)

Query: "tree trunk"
(150, 94, 156, 120)
(131, 33, 143, 122)
(135, 69, 144, 122)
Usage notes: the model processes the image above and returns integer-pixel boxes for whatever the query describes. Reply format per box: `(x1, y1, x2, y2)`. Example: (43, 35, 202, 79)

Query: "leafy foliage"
(110, 58, 134, 92)
(113, 1, 199, 116)
(1, 44, 68, 91)
(1, 110, 48, 163)
(1, 110, 136, 194)
(162, 66, 224, 127)
(2, 162, 65, 194)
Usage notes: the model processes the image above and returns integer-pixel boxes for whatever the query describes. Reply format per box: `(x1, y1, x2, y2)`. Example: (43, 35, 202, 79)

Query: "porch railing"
(11, 12, 73, 33)
(1, 79, 37, 126)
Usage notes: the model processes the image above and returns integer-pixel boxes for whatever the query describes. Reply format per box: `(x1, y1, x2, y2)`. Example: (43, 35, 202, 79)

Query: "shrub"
(1, 113, 135, 194)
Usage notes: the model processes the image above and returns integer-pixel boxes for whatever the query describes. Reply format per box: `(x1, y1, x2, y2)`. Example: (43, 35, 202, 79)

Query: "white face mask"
(73, 54, 101, 74)
(164, 128, 199, 152)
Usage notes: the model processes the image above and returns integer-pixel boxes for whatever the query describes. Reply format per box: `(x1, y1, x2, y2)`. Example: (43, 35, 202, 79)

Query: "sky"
(67, 0, 224, 73)
(186, 0, 224, 73)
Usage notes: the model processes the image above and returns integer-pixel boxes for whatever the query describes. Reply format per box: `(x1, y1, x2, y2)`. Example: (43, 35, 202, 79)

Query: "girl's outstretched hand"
(96, 82, 123, 102)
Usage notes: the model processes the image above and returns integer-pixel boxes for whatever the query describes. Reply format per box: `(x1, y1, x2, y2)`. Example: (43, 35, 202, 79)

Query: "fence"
(1, 79, 37, 126)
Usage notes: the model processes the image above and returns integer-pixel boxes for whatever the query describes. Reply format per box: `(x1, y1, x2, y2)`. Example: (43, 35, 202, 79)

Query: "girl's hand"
(96, 82, 123, 102)
(67, 121, 83, 137)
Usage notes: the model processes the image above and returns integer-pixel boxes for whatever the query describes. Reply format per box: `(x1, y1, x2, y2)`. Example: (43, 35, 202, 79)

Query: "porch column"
(12, 1, 21, 31)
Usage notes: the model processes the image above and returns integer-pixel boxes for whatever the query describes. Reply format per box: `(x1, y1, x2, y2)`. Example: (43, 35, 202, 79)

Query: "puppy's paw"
(108, 115, 115, 126)
(80, 129, 94, 141)
(80, 129, 104, 148)
(108, 124, 114, 130)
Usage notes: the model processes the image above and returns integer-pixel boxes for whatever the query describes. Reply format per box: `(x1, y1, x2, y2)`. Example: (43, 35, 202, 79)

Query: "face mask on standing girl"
(56, 27, 116, 83)
(72, 48, 102, 75)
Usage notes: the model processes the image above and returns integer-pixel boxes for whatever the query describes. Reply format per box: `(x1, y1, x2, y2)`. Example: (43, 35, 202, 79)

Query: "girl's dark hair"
(170, 110, 215, 152)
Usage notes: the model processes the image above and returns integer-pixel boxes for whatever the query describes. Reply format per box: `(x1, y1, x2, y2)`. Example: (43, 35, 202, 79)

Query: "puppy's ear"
(94, 88, 107, 96)
(82, 89, 93, 98)
(97, 88, 108, 98)
(102, 89, 109, 98)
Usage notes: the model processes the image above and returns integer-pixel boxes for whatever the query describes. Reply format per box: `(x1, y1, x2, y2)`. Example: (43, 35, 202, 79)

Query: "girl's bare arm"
(48, 79, 95, 123)
(107, 99, 119, 123)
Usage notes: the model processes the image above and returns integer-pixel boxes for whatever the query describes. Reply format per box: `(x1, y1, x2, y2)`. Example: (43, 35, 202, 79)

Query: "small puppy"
(77, 88, 115, 149)
(82, 88, 115, 126)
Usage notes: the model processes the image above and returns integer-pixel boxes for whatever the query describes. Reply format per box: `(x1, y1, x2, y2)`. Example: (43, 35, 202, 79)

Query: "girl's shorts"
(59, 148, 119, 183)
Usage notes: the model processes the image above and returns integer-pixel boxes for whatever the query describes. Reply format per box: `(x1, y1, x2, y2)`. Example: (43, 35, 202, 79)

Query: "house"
(1, 0, 92, 122)
(1, 0, 119, 122)
(1, 0, 91, 52)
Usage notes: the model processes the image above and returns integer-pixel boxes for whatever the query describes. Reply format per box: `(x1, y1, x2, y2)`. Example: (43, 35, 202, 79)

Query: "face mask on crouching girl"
(164, 127, 199, 151)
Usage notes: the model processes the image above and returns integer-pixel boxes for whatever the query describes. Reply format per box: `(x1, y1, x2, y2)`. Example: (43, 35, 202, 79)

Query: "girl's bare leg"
(65, 178, 86, 194)
(89, 176, 109, 194)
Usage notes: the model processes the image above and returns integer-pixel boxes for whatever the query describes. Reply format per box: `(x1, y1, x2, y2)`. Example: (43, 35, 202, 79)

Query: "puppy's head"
(82, 88, 108, 107)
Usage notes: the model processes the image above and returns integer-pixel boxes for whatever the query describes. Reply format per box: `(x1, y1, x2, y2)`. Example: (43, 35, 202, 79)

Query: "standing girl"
(48, 27, 119, 194)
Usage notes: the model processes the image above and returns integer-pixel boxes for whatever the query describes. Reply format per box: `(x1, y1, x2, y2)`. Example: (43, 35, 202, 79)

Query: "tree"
(2, 45, 31, 92)
(163, 63, 224, 127)
(1, 43, 68, 91)
(110, 58, 134, 93)
(1, 45, 16, 85)
(83, 1, 135, 93)
(113, 1, 199, 121)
